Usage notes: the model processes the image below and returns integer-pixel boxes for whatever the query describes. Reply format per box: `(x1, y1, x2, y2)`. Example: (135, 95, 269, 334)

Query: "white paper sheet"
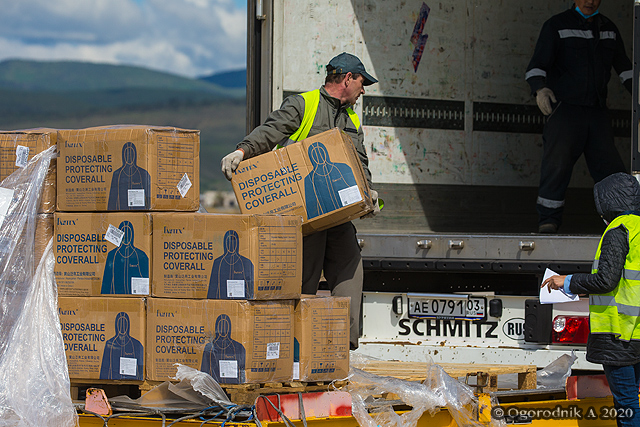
(540, 268, 579, 304)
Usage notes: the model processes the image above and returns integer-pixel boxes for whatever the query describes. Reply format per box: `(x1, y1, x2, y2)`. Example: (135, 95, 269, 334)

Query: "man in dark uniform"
(525, 0, 632, 234)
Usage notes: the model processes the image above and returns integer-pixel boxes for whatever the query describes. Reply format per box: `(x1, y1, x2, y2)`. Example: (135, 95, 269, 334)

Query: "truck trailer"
(246, 0, 636, 371)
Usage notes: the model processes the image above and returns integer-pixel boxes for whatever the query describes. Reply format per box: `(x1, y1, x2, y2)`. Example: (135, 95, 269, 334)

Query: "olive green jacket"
(236, 86, 372, 186)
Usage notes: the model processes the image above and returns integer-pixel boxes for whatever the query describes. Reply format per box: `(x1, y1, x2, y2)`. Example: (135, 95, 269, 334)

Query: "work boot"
(538, 223, 558, 234)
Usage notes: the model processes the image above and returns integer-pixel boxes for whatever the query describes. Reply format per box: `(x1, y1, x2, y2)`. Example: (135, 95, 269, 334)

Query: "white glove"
(536, 87, 557, 116)
(221, 149, 244, 180)
(361, 190, 381, 219)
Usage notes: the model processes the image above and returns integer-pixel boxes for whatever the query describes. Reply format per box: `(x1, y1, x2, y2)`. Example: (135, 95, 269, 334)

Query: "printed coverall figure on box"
(108, 141, 151, 210)
(201, 314, 246, 384)
(101, 220, 149, 295)
(99, 312, 144, 380)
(304, 141, 358, 220)
(207, 230, 254, 299)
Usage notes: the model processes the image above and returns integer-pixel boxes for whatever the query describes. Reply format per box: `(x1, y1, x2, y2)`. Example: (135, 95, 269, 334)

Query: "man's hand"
(536, 87, 557, 115)
(221, 149, 244, 180)
(541, 274, 567, 293)
(361, 189, 380, 219)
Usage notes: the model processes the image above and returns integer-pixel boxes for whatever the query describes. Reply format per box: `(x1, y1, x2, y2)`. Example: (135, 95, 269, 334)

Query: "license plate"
(407, 293, 486, 320)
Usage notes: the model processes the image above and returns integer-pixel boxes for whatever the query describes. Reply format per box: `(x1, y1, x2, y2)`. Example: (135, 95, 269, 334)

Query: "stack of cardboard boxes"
(229, 128, 377, 382)
(55, 125, 200, 382)
(148, 212, 302, 384)
(49, 125, 362, 387)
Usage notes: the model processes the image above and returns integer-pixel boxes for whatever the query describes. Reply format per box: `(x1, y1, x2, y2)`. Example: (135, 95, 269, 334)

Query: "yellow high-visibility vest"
(589, 214, 640, 341)
(288, 89, 361, 143)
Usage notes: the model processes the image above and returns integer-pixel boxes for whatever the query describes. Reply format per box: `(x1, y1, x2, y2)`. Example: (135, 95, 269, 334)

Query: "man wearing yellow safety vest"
(220, 52, 379, 350)
(543, 172, 640, 427)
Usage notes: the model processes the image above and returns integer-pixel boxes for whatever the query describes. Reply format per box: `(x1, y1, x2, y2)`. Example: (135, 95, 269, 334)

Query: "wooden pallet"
(356, 360, 537, 392)
(71, 379, 348, 405)
(71, 360, 535, 404)
(222, 380, 348, 405)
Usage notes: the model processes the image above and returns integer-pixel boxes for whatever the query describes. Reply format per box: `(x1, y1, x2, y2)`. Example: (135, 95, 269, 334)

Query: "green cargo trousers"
(301, 221, 363, 350)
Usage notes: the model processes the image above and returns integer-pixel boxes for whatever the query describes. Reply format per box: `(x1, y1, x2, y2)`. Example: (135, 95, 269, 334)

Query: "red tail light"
(552, 315, 589, 344)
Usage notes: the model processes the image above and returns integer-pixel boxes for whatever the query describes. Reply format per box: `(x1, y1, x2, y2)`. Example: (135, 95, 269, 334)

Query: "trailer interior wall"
(267, 0, 633, 235)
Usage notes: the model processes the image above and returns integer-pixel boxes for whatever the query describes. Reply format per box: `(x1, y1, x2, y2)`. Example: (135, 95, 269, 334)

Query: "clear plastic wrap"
(536, 351, 577, 389)
(0, 146, 77, 427)
(0, 129, 57, 214)
(109, 364, 233, 411)
(348, 354, 505, 427)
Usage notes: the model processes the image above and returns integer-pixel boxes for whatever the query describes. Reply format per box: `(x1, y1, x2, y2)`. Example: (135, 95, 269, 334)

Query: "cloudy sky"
(0, 0, 247, 78)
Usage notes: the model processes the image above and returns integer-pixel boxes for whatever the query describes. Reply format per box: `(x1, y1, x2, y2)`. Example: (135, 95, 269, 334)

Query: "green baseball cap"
(327, 52, 378, 86)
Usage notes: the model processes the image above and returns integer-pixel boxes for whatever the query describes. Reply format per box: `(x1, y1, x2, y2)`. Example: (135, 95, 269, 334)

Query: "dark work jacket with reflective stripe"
(525, 8, 632, 107)
(570, 224, 640, 366)
(236, 86, 371, 186)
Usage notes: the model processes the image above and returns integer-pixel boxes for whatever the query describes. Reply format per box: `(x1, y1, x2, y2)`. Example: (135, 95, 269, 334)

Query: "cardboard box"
(0, 129, 57, 213)
(147, 298, 293, 383)
(231, 128, 374, 235)
(35, 213, 53, 265)
(54, 212, 152, 296)
(59, 297, 146, 382)
(153, 213, 302, 300)
(294, 296, 350, 382)
(57, 125, 199, 211)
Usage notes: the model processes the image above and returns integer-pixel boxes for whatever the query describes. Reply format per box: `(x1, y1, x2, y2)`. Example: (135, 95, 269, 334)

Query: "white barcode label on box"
(119, 357, 137, 376)
(177, 173, 192, 198)
(219, 360, 238, 378)
(105, 224, 124, 247)
(128, 189, 145, 207)
(266, 342, 280, 360)
(15, 146, 29, 168)
(338, 185, 362, 206)
(227, 280, 245, 298)
(131, 277, 149, 295)
(293, 362, 300, 380)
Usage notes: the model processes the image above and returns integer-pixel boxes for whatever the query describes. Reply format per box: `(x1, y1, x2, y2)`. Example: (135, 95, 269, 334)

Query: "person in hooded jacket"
(543, 172, 640, 427)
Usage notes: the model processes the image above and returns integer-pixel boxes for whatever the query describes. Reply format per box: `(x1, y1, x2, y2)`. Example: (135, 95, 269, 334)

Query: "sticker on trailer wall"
(304, 142, 359, 219)
(107, 142, 151, 210)
(207, 230, 254, 299)
(411, 2, 431, 72)
(201, 314, 246, 384)
(99, 312, 144, 380)
(101, 220, 150, 295)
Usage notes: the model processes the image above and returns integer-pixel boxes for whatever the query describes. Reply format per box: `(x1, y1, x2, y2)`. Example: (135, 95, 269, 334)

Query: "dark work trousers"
(603, 363, 640, 427)
(537, 102, 626, 227)
(301, 221, 363, 350)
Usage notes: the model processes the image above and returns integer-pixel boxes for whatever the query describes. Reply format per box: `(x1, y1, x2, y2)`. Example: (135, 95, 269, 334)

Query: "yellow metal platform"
(77, 395, 619, 427)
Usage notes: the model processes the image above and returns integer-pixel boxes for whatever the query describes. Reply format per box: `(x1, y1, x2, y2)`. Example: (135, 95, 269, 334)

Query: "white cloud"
(0, 0, 247, 77)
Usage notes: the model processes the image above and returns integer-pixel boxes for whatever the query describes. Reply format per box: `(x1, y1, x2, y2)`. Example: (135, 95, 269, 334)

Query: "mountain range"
(0, 59, 245, 93)
(0, 59, 248, 192)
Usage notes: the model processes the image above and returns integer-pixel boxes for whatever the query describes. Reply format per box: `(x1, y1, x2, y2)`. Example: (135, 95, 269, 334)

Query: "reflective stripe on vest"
(288, 89, 361, 144)
(589, 214, 640, 341)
